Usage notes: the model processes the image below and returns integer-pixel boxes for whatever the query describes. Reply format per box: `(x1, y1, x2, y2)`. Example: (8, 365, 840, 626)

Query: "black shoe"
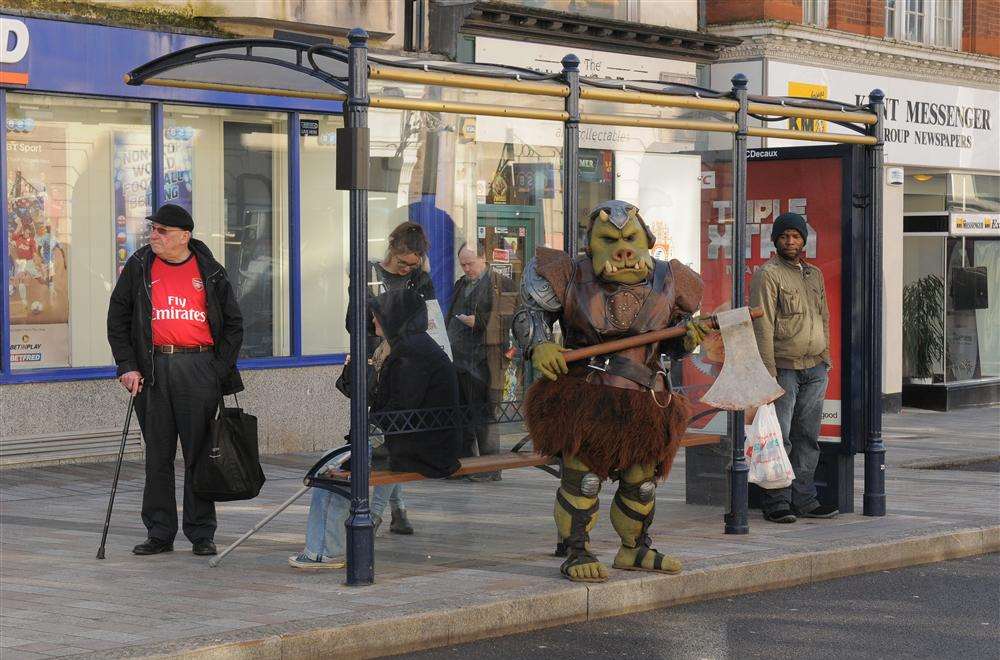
(763, 509, 797, 524)
(132, 538, 174, 555)
(796, 504, 839, 519)
(192, 539, 217, 556)
(390, 507, 414, 535)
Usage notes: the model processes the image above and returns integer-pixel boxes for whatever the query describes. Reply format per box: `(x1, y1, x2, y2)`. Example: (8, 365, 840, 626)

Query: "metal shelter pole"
(562, 54, 581, 256)
(863, 89, 887, 517)
(725, 73, 750, 535)
(345, 28, 375, 585)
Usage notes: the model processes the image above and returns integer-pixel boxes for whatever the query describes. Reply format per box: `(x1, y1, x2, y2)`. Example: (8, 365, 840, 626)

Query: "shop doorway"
(477, 204, 540, 396)
(224, 121, 275, 358)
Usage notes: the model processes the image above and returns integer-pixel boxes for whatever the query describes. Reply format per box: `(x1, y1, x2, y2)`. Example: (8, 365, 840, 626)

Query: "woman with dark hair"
(372, 221, 434, 299)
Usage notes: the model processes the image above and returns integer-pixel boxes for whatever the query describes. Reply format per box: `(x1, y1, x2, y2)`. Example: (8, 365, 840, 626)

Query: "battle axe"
(561, 306, 784, 411)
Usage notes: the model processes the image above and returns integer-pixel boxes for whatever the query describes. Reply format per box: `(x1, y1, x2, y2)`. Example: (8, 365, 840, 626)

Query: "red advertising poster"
(683, 154, 843, 440)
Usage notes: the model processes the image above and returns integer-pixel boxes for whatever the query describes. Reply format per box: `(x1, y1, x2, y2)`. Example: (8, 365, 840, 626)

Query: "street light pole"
(562, 54, 580, 257)
(725, 73, 750, 535)
(344, 28, 376, 584)
(864, 89, 887, 517)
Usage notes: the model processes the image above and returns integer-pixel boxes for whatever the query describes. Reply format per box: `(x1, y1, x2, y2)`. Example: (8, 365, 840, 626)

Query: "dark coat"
(446, 270, 516, 380)
(106, 239, 244, 395)
(371, 289, 461, 478)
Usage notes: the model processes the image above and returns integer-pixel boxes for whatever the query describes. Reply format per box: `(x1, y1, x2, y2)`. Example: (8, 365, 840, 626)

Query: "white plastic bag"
(744, 403, 794, 489)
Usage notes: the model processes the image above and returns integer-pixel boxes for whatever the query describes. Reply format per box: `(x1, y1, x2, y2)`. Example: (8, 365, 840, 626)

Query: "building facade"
(1, 0, 738, 465)
(707, 0, 1000, 411)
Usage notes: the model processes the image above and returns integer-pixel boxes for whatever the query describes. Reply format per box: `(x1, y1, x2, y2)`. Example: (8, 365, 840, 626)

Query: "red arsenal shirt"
(13, 231, 36, 259)
(151, 255, 214, 347)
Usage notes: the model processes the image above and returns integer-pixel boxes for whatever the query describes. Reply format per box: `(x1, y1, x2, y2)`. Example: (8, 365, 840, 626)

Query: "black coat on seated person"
(370, 289, 462, 478)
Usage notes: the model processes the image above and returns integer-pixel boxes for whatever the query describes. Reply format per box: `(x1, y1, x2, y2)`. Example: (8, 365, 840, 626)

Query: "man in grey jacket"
(750, 212, 839, 524)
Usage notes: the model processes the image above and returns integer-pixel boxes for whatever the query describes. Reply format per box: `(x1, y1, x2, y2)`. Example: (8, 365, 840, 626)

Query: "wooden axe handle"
(562, 307, 763, 364)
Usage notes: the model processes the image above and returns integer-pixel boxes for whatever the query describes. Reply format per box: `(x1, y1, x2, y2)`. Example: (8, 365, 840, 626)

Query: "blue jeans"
(303, 484, 404, 561)
(761, 363, 828, 514)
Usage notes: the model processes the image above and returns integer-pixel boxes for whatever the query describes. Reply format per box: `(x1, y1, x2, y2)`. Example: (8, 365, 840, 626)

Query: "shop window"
(902, 236, 946, 383)
(299, 114, 349, 355)
(948, 173, 1000, 213)
(946, 238, 999, 382)
(6, 94, 151, 370)
(163, 106, 290, 359)
(903, 170, 947, 213)
(886, 0, 962, 49)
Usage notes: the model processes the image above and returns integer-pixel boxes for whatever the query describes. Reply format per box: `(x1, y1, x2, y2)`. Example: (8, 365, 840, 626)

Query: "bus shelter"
(126, 29, 886, 586)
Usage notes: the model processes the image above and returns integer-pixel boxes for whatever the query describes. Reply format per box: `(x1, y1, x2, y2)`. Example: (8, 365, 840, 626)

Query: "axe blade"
(701, 306, 785, 411)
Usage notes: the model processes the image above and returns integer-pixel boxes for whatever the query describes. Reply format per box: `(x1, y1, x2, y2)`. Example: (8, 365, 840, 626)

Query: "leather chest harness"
(562, 258, 678, 401)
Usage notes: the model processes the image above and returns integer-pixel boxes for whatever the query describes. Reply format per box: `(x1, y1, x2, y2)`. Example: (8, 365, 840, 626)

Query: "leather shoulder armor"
(668, 259, 703, 314)
(534, 247, 574, 305)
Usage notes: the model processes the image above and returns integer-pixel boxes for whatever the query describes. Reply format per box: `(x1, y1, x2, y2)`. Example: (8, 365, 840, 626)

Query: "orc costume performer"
(513, 200, 705, 583)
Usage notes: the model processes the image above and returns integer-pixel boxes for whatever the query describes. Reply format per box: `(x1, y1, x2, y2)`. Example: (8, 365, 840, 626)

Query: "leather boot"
(390, 506, 414, 535)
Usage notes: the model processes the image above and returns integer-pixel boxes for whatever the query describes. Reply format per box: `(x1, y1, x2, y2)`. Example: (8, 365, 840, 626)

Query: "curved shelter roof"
(125, 37, 877, 139)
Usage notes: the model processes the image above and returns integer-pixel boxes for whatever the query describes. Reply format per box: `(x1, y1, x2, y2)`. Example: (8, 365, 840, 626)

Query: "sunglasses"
(393, 255, 422, 271)
(149, 223, 187, 236)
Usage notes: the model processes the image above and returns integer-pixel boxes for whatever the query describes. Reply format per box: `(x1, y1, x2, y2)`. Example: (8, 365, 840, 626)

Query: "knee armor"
(637, 480, 656, 503)
(580, 472, 602, 497)
(561, 465, 603, 498)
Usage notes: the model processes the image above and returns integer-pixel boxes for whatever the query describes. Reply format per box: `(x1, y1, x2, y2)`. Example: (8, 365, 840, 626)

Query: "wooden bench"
(306, 432, 723, 495)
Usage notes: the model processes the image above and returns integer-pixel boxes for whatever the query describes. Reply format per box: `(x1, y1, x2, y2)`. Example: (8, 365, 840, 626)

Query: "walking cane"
(209, 485, 311, 567)
(96, 393, 136, 560)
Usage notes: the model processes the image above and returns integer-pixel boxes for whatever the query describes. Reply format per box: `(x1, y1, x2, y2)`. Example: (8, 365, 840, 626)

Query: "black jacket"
(107, 239, 245, 395)
(371, 289, 461, 478)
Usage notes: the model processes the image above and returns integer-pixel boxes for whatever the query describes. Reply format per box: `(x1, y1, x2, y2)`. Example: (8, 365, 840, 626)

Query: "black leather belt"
(154, 345, 213, 354)
(587, 354, 660, 390)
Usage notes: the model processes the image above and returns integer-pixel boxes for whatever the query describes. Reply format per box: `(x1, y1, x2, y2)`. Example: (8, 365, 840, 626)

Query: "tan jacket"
(749, 256, 830, 377)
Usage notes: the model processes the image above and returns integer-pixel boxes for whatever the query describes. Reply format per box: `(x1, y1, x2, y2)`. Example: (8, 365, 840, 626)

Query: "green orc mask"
(584, 201, 656, 285)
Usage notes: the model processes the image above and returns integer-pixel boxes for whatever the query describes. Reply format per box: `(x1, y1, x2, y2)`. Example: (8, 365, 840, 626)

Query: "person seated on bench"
(290, 288, 462, 569)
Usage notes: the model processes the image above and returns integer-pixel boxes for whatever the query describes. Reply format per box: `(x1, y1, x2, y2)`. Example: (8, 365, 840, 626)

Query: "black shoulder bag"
(192, 394, 266, 502)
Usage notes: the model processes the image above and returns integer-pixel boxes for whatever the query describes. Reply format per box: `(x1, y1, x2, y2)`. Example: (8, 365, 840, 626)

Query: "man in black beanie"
(749, 212, 838, 523)
(107, 203, 244, 556)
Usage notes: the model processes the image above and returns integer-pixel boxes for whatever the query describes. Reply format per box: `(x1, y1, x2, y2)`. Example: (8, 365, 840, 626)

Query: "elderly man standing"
(446, 244, 515, 479)
(750, 212, 838, 524)
(107, 204, 244, 556)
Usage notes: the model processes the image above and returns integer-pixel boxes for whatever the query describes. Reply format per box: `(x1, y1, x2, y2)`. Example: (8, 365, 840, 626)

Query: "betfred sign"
(0, 17, 29, 85)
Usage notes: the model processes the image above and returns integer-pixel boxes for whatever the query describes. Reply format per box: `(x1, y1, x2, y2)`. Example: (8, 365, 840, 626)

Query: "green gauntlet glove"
(683, 318, 714, 353)
(532, 341, 569, 382)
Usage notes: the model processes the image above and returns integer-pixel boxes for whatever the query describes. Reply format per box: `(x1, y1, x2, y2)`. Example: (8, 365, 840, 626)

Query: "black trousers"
(457, 370, 495, 458)
(135, 352, 219, 543)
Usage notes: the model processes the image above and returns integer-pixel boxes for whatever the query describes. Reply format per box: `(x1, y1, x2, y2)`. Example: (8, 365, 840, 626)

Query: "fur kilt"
(525, 375, 691, 480)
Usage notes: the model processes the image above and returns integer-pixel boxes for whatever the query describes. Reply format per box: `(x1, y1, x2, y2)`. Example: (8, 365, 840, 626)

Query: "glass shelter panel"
(299, 114, 349, 355)
(163, 106, 290, 359)
(361, 79, 737, 502)
(6, 93, 151, 370)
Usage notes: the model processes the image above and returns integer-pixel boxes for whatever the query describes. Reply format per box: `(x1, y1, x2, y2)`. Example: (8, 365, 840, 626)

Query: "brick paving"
(0, 406, 997, 658)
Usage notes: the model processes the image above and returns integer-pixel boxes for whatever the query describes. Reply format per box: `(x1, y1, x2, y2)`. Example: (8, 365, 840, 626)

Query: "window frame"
(886, 0, 963, 50)
(803, 0, 829, 28)
(0, 90, 349, 385)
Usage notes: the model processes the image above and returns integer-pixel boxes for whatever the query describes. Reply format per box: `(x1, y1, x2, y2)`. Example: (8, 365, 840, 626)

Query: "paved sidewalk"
(1, 407, 997, 659)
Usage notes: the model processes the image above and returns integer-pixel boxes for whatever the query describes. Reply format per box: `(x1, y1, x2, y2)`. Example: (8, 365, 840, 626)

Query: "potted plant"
(902, 274, 944, 384)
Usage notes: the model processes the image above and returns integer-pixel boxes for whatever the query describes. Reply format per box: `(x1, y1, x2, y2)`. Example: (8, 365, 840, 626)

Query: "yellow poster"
(788, 81, 829, 133)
